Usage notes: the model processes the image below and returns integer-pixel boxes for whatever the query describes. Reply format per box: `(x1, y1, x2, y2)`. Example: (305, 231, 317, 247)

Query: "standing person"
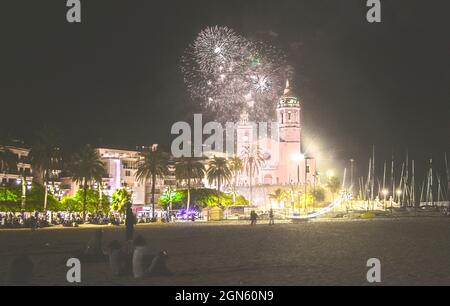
(125, 202, 135, 241)
(269, 208, 274, 226)
(250, 210, 258, 226)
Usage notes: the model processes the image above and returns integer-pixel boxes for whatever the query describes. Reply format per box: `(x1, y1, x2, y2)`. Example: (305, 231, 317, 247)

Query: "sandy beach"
(1, 218, 450, 286)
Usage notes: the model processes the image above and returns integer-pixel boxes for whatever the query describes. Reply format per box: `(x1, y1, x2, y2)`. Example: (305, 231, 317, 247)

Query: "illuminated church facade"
(235, 80, 317, 187)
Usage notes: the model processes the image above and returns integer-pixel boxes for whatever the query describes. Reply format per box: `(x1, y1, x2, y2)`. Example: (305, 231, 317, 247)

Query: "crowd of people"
(0, 211, 147, 229)
(1, 207, 275, 229)
(6, 203, 172, 285)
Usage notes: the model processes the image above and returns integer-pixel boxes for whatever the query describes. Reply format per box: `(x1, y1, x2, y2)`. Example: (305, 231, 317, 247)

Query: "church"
(235, 80, 317, 188)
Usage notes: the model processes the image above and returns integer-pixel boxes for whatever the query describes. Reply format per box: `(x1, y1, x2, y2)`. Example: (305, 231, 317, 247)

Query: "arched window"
(264, 174, 273, 185)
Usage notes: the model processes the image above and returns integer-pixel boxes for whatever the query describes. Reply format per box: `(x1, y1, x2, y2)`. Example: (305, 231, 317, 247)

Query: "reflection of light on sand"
(291, 195, 345, 220)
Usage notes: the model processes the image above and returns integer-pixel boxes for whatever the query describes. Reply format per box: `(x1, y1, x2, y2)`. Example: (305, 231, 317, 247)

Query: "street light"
(382, 189, 388, 210)
(291, 153, 305, 184)
(396, 189, 402, 200)
(326, 170, 334, 178)
(291, 153, 307, 213)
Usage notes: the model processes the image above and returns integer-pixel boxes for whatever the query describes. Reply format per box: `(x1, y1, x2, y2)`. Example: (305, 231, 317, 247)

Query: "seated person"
(106, 240, 130, 276)
(71, 229, 107, 262)
(132, 235, 152, 278)
(148, 250, 173, 276)
(132, 235, 172, 278)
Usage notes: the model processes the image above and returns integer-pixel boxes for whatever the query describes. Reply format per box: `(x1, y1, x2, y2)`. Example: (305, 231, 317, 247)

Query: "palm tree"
(326, 176, 341, 201)
(111, 187, 132, 214)
(174, 156, 205, 211)
(241, 145, 264, 205)
(68, 145, 106, 220)
(206, 156, 232, 206)
(29, 130, 61, 211)
(228, 156, 243, 205)
(268, 188, 286, 209)
(135, 148, 169, 219)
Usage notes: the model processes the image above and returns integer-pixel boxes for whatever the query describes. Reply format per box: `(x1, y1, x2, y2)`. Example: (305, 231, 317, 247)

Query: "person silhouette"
(125, 202, 135, 241)
(269, 209, 274, 225)
(250, 210, 258, 226)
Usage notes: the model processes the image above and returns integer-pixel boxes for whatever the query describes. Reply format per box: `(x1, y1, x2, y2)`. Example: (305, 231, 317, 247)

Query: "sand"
(1, 218, 450, 286)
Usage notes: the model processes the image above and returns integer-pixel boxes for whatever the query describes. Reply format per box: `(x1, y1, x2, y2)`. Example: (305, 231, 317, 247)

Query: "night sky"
(1, 0, 449, 176)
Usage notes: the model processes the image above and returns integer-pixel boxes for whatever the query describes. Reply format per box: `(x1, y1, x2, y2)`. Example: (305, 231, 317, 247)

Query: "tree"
(29, 129, 62, 211)
(241, 145, 264, 205)
(326, 176, 341, 200)
(135, 148, 169, 219)
(62, 190, 109, 214)
(25, 184, 64, 211)
(159, 189, 185, 210)
(61, 196, 82, 212)
(0, 184, 65, 212)
(268, 188, 286, 208)
(159, 188, 249, 210)
(111, 188, 132, 214)
(68, 145, 106, 220)
(228, 156, 243, 205)
(0, 186, 20, 211)
(174, 156, 205, 211)
(206, 156, 232, 206)
(311, 186, 326, 204)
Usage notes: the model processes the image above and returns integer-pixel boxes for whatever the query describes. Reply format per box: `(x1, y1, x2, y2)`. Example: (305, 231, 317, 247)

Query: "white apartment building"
(61, 147, 165, 206)
(0, 145, 33, 187)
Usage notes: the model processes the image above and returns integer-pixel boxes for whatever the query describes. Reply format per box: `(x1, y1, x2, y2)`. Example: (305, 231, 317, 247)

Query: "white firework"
(181, 26, 290, 123)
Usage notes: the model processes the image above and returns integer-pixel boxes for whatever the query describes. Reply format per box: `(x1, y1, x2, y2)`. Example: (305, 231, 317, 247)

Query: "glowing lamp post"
(292, 153, 310, 213)
(382, 189, 388, 210)
(291, 153, 305, 184)
(396, 189, 402, 202)
(395, 189, 402, 208)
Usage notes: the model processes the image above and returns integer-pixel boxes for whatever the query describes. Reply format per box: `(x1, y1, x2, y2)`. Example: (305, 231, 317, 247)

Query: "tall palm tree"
(68, 145, 106, 220)
(206, 156, 232, 206)
(268, 188, 286, 209)
(29, 129, 61, 211)
(228, 156, 243, 205)
(136, 148, 169, 219)
(241, 145, 264, 205)
(174, 156, 205, 211)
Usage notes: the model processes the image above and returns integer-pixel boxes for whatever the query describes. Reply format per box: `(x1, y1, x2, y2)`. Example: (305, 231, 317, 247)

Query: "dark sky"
(1, 0, 449, 176)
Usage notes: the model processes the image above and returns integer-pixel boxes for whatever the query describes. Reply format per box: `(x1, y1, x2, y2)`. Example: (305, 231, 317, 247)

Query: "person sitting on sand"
(85, 228, 104, 256)
(106, 240, 130, 276)
(148, 250, 172, 276)
(132, 235, 151, 278)
(132, 235, 172, 278)
(71, 228, 107, 263)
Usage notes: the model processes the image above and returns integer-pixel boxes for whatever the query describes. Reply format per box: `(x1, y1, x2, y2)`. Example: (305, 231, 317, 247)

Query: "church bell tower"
(277, 80, 301, 146)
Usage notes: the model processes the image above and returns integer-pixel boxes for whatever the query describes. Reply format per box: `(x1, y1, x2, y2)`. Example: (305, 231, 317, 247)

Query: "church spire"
(278, 79, 299, 108)
(283, 79, 291, 95)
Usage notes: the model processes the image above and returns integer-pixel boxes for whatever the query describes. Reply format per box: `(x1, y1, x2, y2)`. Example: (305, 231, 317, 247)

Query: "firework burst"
(182, 26, 290, 123)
